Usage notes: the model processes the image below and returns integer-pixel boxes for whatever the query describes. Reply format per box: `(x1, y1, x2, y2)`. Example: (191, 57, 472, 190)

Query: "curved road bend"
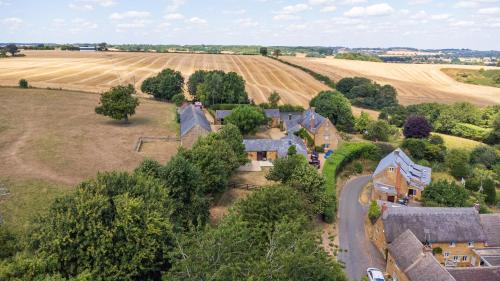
(338, 175, 385, 281)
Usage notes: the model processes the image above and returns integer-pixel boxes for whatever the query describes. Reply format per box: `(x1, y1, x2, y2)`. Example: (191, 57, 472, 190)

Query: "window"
(462, 256, 468, 262)
(444, 252, 450, 257)
(449, 241, 456, 247)
(453, 256, 459, 262)
(389, 167, 395, 172)
(468, 241, 474, 248)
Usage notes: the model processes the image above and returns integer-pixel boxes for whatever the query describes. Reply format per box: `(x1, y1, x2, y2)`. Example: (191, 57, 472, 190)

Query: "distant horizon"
(1, 1, 499, 51)
(4, 42, 500, 52)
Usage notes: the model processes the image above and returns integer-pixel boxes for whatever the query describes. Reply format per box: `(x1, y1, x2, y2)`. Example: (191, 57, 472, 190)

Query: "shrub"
(423, 180, 470, 207)
(171, 93, 186, 106)
(18, 79, 28, 88)
(428, 134, 444, 145)
(322, 142, 380, 222)
(368, 200, 381, 224)
(354, 162, 363, 174)
(445, 149, 472, 179)
(364, 120, 393, 142)
(470, 146, 498, 169)
(451, 123, 491, 141)
(402, 138, 427, 160)
(432, 247, 443, 255)
(403, 116, 432, 139)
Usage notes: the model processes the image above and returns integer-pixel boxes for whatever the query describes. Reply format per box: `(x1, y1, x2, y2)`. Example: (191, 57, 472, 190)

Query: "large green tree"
(141, 68, 184, 101)
(422, 180, 470, 207)
(95, 84, 139, 123)
(310, 90, 354, 132)
(195, 70, 249, 105)
(445, 149, 472, 179)
(225, 105, 266, 135)
(364, 120, 393, 142)
(27, 172, 175, 280)
(187, 70, 207, 96)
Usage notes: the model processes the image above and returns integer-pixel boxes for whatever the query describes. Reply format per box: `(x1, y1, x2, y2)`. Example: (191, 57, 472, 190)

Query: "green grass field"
(442, 68, 500, 88)
(433, 133, 485, 151)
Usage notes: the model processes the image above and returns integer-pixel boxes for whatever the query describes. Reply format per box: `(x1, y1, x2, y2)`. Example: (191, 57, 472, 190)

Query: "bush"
(445, 149, 472, 179)
(18, 79, 28, 88)
(428, 134, 444, 145)
(354, 162, 363, 174)
(470, 146, 498, 169)
(171, 93, 186, 106)
(403, 116, 432, 139)
(432, 247, 443, 255)
(423, 180, 470, 207)
(402, 138, 427, 160)
(368, 200, 381, 224)
(322, 142, 380, 222)
(364, 120, 394, 142)
(451, 123, 492, 141)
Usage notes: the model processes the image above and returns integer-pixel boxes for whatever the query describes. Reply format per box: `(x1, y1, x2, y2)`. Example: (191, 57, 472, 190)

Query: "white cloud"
(454, 1, 479, 8)
(164, 13, 184, 20)
(273, 14, 300, 20)
(0, 0, 11, 5)
(309, 0, 332, 5)
(408, 0, 432, 5)
(234, 18, 259, 27)
(286, 23, 307, 31)
(478, 7, 500, 14)
(188, 17, 207, 24)
(69, 3, 94, 11)
(68, 0, 116, 11)
(321, 5, 337, 12)
(449, 20, 475, 27)
(110, 11, 151, 20)
(410, 10, 428, 19)
(344, 3, 394, 17)
(280, 4, 311, 14)
(341, 0, 367, 5)
(167, 0, 186, 12)
(2, 17, 23, 29)
(430, 14, 450, 20)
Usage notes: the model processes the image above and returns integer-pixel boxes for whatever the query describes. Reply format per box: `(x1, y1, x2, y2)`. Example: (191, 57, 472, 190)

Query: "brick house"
(372, 207, 489, 268)
(242, 134, 307, 161)
(372, 148, 431, 203)
(179, 104, 212, 148)
(283, 108, 341, 150)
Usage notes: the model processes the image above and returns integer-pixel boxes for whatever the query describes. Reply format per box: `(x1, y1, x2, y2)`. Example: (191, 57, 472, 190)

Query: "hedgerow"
(321, 142, 381, 223)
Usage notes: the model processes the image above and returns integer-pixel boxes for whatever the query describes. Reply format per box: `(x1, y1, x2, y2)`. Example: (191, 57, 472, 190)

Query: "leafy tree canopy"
(141, 68, 184, 101)
(225, 105, 267, 135)
(95, 84, 139, 122)
(422, 180, 470, 207)
(310, 90, 354, 132)
(403, 116, 432, 139)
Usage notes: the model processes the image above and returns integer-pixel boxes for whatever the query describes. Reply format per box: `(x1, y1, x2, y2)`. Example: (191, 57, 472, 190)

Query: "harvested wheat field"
(0, 50, 331, 106)
(0, 87, 179, 186)
(282, 56, 500, 106)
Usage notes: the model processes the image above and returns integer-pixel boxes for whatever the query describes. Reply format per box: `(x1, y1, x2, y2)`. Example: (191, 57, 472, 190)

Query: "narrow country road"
(338, 176, 385, 281)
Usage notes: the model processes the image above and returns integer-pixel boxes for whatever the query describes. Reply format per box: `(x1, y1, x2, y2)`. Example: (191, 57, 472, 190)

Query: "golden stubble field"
(0, 50, 379, 117)
(0, 87, 179, 186)
(282, 56, 500, 106)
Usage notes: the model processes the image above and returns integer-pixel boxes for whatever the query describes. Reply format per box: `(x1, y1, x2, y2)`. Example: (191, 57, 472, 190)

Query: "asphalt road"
(338, 175, 386, 281)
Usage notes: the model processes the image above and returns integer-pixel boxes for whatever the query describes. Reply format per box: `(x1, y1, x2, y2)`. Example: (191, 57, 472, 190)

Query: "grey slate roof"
(405, 252, 455, 281)
(448, 267, 500, 281)
(284, 108, 327, 134)
(480, 214, 500, 247)
(179, 105, 211, 137)
(373, 148, 432, 190)
(474, 248, 500, 266)
(215, 108, 280, 120)
(388, 229, 425, 270)
(243, 134, 307, 158)
(382, 207, 486, 243)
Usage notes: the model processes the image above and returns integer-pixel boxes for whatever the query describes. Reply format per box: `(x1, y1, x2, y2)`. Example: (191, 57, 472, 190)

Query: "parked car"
(309, 159, 320, 169)
(397, 196, 409, 206)
(367, 268, 385, 281)
(324, 150, 334, 159)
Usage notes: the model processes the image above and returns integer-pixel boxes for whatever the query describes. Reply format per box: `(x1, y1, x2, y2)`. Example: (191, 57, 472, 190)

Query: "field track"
(0, 50, 331, 108)
(282, 56, 500, 106)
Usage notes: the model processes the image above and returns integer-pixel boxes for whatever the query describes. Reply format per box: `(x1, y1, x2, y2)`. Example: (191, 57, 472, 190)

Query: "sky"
(1, 0, 499, 50)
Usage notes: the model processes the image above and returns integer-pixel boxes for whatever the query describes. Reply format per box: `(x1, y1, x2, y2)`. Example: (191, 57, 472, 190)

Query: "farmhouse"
(215, 108, 281, 127)
(386, 229, 455, 281)
(372, 148, 431, 203)
(243, 134, 307, 162)
(179, 104, 211, 148)
(283, 108, 341, 150)
(372, 206, 491, 267)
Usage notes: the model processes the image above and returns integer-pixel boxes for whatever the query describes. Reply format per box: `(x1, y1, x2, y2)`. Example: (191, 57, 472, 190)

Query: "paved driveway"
(338, 176, 386, 281)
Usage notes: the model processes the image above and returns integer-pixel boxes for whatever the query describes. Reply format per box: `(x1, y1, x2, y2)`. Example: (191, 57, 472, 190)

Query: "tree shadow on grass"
(103, 117, 152, 127)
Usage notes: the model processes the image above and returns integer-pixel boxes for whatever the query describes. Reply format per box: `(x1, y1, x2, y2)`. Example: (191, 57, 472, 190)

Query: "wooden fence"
(228, 182, 262, 190)
(134, 136, 180, 152)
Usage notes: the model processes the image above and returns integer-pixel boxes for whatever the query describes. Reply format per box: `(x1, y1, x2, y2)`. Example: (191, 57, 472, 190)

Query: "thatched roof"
(480, 214, 500, 247)
(448, 267, 500, 281)
(382, 207, 486, 243)
(388, 229, 424, 270)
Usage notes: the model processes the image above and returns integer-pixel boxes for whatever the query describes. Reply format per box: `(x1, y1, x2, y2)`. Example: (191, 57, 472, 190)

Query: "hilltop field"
(282, 56, 500, 106)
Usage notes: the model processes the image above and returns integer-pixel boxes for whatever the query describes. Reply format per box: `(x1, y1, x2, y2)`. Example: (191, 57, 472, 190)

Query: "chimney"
(310, 109, 316, 130)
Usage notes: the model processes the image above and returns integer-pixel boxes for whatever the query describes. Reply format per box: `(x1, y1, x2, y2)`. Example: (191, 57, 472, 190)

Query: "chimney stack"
(310, 108, 315, 130)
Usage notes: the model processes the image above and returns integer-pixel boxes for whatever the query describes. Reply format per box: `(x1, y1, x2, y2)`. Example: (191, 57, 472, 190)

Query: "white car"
(367, 268, 385, 281)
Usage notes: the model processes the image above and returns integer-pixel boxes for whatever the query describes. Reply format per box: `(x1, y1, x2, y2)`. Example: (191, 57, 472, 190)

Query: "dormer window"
(449, 241, 456, 247)
(389, 167, 395, 172)
(468, 241, 474, 248)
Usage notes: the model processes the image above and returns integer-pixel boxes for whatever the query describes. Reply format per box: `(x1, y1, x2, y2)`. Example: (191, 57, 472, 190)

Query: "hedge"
(322, 142, 381, 223)
(451, 123, 492, 141)
(268, 56, 337, 89)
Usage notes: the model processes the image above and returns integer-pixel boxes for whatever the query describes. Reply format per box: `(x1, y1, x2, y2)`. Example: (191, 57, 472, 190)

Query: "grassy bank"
(442, 68, 500, 88)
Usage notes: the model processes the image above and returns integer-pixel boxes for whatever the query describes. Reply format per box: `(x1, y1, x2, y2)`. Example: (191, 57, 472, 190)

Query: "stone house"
(243, 134, 307, 161)
(372, 206, 489, 268)
(386, 229, 455, 281)
(448, 267, 500, 281)
(283, 108, 341, 150)
(214, 108, 281, 128)
(372, 148, 431, 203)
(179, 104, 212, 148)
